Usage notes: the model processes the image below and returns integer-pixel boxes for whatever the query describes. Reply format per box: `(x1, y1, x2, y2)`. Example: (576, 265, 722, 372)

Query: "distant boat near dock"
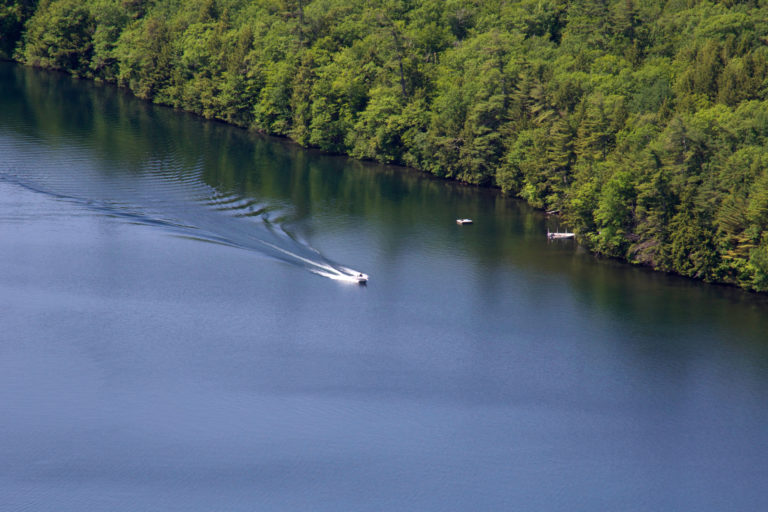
(547, 229, 575, 240)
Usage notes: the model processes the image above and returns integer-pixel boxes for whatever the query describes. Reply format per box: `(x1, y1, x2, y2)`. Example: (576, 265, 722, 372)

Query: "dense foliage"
(6, 0, 768, 291)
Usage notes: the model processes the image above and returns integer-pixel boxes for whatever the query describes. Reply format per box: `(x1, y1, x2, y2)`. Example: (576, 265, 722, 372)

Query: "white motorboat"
(547, 230, 575, 239)
(355, 273, 369, 284)
(456, 218, 473, 225)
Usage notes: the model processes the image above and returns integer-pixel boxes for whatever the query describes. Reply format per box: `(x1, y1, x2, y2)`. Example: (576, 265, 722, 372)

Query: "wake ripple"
(0, 133, 367, 283)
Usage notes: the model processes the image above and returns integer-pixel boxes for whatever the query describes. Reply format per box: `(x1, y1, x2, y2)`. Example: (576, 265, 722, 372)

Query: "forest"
(3, 0, 768, 291)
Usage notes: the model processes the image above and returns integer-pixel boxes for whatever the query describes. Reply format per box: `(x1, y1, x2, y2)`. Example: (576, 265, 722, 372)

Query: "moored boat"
(547, 230, 575, 239)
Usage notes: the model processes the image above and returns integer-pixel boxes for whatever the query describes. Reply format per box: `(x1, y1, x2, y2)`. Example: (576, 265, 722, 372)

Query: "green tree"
(20, 0, 95, 75)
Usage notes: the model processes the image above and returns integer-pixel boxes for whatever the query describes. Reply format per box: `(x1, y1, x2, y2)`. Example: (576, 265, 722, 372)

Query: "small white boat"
(355, 273, 369, 284)
(456, 218, 473, 225)
(547, 230, 575, 240)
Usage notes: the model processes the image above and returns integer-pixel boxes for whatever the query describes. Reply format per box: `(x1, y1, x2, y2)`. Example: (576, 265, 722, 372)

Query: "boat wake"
(0, 135, 367, 284)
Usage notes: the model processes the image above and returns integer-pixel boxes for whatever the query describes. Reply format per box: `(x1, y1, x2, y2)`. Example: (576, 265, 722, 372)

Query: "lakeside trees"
(7, 0, 768, 291)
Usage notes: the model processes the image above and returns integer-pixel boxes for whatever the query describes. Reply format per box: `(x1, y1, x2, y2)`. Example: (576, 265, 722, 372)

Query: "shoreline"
(5, 58, 765, 296)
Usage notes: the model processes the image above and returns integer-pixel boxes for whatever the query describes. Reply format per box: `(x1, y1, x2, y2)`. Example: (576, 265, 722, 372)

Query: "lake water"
(2, 62, 768, 511)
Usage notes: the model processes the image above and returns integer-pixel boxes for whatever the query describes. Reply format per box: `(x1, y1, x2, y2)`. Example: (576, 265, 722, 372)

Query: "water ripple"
(0, 133, 366, 283)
